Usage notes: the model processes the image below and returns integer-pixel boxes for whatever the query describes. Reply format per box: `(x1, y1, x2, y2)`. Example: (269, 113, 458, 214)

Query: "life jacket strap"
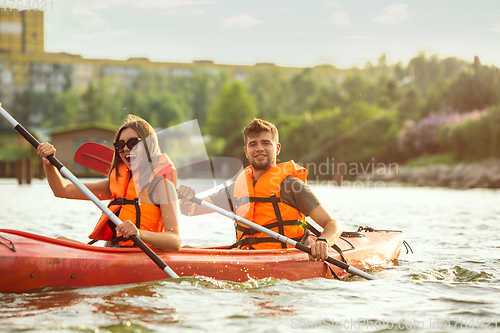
(232, 195, 281, 207)
(227, 236, 303, 250)
(233, 219, 305, 249)
(107, 197, 141, 245)
(233, 194, 304, 250)
(249, 196, 281, 203)
(220, 181, 240, 242)
(269, 194, 286, 249)
(147, 164, 175, 208)
(109, 235, 129, 245)
(235, 220, 305, 236)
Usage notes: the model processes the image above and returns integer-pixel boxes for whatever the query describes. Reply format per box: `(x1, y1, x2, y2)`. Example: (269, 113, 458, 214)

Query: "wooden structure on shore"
(0, 123, 117, 183)
(0, 158, 44, 184)
(49, 122, 117, 177)
(0, 126, 43, 184)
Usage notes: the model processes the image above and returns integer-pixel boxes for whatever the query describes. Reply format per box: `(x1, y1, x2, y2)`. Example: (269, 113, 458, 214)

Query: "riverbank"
(355, 159, 500, 189)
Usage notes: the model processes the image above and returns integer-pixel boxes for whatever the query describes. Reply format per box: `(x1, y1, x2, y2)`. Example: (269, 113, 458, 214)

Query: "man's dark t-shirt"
(208, 176, 320, 216)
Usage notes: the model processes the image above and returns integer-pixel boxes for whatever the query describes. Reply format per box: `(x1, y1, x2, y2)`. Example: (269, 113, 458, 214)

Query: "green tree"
(81, 83, 104, 123)
(418, 56, 500, 115)
(397, 86, 422, 121)
(289, 68, 320, 114)
(246, 67, 291, 120)
(278, 103, 402, 179)
(446, 57, 500, 111)
(340, 75, 372, 105)
(124, 91, 148, 118)
(98, 79, 127, 124)
(420, 78, 450, 117)
(9, 90, 56, 127)
(143, 91, 190, 128)
(207, 81, 258, 159)
(45, 89, 82, 126)
(186, 71, 222, 129)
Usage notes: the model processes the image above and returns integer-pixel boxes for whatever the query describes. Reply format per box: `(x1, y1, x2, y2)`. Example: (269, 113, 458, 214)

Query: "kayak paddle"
(74, 142, 378, 280)
(188, 196, 378, 280)
(74, 142, 114, 176)
(0, 105, 179, 279)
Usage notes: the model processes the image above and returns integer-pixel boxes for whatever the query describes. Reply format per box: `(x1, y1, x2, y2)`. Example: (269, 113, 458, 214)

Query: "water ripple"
(2, 183, 500, 332)
(412, 265, 496, 283)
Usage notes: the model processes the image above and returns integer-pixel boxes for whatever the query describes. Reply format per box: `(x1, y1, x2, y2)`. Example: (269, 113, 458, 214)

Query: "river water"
(1, 178, 499, 332)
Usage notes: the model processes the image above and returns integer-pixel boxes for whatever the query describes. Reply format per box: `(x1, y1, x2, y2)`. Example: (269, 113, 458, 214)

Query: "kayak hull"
(0, 228, 404, 292)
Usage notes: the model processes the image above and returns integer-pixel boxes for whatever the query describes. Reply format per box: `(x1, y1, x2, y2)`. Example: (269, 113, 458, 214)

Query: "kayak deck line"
(0, 228, 404, 293)
(0, 234, 16, 252)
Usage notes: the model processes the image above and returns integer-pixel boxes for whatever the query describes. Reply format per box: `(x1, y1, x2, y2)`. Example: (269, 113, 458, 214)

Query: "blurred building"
(0, 10, 43, 53)
(1, 11, 334, 108)
(0, 11, 350, 180)
(49, 122, 117, 176)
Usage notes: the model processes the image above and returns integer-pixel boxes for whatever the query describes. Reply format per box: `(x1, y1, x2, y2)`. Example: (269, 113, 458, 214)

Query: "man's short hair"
(243, 118, 279, 145)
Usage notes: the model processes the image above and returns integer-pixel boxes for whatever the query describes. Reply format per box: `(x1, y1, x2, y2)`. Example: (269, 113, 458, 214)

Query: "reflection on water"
(93, 284, 179, 326)
(0, 283, 178, 329)
(251, 291, 298, 317)
(0, 289, 83, 320)
(1, 180, 500, 331)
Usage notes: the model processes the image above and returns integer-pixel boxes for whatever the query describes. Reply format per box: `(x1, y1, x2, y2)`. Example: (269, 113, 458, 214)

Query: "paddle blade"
(74, 142, 114, 176)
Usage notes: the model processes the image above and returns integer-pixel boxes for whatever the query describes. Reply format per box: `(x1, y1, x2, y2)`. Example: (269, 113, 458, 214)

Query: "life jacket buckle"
(245, 237, 257, 245)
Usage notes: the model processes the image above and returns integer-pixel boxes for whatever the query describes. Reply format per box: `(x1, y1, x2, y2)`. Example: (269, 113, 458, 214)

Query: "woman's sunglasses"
(113, 137, 142, 153)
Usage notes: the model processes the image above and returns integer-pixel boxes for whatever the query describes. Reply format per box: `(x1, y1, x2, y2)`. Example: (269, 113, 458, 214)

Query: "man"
(178, 118, 342, 261)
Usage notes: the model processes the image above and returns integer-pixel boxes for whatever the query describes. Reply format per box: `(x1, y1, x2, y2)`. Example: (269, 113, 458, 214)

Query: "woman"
(37, 115, 181, 251)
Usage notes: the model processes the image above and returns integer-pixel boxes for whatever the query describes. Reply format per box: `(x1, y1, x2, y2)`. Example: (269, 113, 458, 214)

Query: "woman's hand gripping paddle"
(0, 105, 179, 279)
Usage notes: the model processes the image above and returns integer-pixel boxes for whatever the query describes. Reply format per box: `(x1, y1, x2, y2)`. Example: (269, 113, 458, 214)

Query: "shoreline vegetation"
(355, 159, 500, 189)
(2, 52, 500, 184)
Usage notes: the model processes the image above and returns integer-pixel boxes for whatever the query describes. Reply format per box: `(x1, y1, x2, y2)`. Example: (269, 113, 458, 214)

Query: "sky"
(44, 0, 500, 69)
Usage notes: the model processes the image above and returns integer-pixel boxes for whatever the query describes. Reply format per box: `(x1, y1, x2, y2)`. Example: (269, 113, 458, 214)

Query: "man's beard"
(251, 156, 274, 170)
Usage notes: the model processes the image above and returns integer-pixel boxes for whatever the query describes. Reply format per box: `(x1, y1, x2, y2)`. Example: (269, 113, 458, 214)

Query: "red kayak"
(0, 228, 404, 293)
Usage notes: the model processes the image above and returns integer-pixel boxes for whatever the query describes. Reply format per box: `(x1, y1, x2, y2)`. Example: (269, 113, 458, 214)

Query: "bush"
(438, 105, 500, 161)
(398, 108, 488, 158)
(277, 103, 402, 179)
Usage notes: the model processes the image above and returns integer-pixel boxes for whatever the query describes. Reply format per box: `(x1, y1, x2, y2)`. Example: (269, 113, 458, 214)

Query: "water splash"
(162, 276, 281, 290)
(411, 265, 496, 282)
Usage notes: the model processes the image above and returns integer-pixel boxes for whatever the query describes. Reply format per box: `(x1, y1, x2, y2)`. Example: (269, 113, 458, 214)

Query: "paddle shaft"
(190, 196, 378, 280)
(0, 106, 179, 279)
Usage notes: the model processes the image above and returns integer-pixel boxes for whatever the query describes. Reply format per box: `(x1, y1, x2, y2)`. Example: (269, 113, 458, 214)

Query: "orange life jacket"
(89, 154, 177, 247)
(231, 160, 307, 250)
